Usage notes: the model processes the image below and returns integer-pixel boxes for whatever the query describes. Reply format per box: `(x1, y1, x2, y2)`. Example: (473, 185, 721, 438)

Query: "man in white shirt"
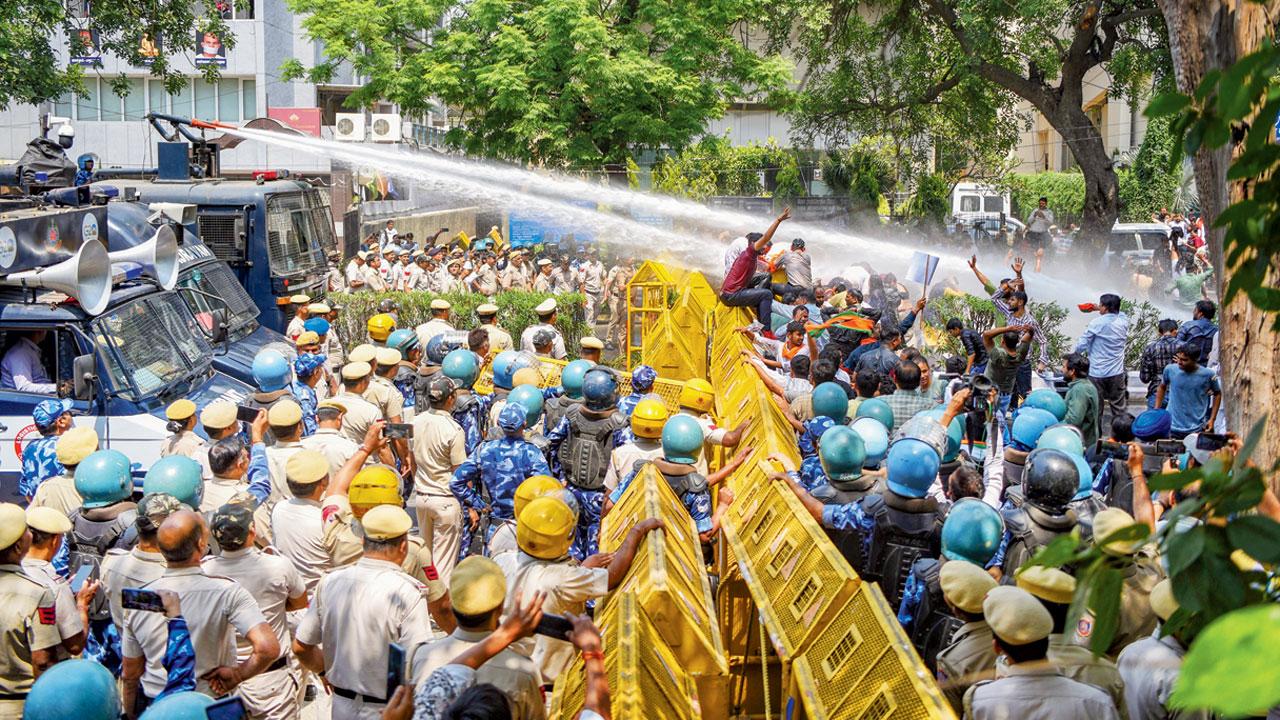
(1, 330, 57, 394)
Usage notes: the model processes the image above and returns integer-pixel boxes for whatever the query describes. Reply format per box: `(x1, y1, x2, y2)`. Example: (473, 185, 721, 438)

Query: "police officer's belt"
(265, 655, 288, 673)
(0, 693, 26, 700)
(331, 686, 386, 704)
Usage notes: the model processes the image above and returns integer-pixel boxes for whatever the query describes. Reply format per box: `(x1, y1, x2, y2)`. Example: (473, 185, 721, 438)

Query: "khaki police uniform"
(965, 664, 1122, 720)
(995, 634, 1128, 717)
(506, 552, 608, 683)
(203, 548, 307, 720)
(326, 333, 346, 371)
(481, 323, 514, 355)
(333, 391, 383, 446)
(28, 475, 82, 518)
(201, 476, 250, 513)
(318, 496, 448, 600)
(410, 409, 468, 584)
(604, 438, 663, 492)
(936, 620, 997, 712)
(122, 566, 268, 699)
(1075, 555, 1164, 657)
(270, 498, 334, 594)
(259, 440, 305, 541)
(160, 430, 207, 461)
(301, 428, 361, 476)
(366, 375, 404, 420)
(100, 547, 166, 627)
(295, 557, 436, 720)
(473, 265, 498, 296)
(410, 628, 545, 719)
(17, 559, 80, 660)
(519, 322, 566, 359)
(414, 318, 455, 350)
(0, 565, 60, 719)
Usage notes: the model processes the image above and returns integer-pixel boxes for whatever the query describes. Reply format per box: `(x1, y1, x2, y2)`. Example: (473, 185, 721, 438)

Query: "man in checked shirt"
(967, 255, 1050, 407)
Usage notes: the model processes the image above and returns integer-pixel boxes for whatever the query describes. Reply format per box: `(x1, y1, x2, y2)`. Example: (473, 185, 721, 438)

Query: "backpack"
(68, 509, 139, 622)
(557, 408, 625, 491)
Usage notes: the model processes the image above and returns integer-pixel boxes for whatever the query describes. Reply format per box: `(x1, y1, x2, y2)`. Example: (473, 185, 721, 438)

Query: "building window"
(66, 0, 90, 18)
(76, 79, 99, 121)
(218, 80, 240, 121)
(194, 78, 218, 119)
(242, 79, 257, 119)
(66, 77, 256, 123)
(124, 78, 146, 119)
(148, 79, 167, 113)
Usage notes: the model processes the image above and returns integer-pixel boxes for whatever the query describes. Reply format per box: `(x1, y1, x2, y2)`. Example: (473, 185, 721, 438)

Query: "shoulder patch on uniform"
(1076, 615, 1093, 638)
(37, 606, 56, 625)
(321, 504, 341, 525)
(423, 564, 439, 581)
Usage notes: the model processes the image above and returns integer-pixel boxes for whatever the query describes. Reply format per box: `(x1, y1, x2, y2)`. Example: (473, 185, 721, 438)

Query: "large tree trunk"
(1052, 102, 1121, 254)
(1156, 0, 1280, 473)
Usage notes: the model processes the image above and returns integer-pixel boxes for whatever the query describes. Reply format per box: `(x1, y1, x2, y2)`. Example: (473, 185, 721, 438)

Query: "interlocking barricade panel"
(639, 270, 716, 381)
(790, 582, 957, 720)
(721, 484, 860, 661)
(475, 355, 685, 413)
(552, 591, 700, 720)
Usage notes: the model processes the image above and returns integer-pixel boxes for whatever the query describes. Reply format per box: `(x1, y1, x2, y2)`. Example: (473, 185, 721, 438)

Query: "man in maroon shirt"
(721, 207, 792, 333)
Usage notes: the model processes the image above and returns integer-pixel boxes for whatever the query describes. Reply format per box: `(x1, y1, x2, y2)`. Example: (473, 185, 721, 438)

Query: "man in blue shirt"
(20, 399, 73, 501)
(1176, 299, 1218, 364)
(1155, 344, 1221, 438)
(1074, 293, 1130, 428)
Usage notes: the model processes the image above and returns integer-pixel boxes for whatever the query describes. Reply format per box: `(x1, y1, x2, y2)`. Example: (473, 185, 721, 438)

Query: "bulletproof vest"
(1069, 492, 1109, 541)
(863, 492, 942, 609)
(1002, 448, 1027, 500)
(394, 366, 417, 408)
(1000, 505, 1077, 580)
(68, 507, 140, 622)
(636, 460, 708, 496)
(543, 395, 583, 434)
(812, 475, 880, 506)
(908, 559, 964, 673)
(558, 407, 626, 491)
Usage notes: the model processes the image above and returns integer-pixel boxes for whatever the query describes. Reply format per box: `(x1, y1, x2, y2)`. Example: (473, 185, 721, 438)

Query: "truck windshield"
(176, 261, 259, 338)
(91, 292, 213, 401)
(265, 191, 329, 276)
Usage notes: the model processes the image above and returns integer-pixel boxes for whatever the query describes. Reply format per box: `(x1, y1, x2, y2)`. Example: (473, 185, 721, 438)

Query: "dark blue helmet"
(581, 367, 620, 411)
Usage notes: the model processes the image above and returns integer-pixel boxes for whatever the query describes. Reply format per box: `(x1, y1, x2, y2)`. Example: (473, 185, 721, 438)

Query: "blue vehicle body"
(103, 200, 295, 386)
(92, 177, 334, 334)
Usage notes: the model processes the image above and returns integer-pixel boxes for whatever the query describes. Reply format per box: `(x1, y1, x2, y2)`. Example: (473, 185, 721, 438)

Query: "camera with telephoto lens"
(964, 374, 994, 413)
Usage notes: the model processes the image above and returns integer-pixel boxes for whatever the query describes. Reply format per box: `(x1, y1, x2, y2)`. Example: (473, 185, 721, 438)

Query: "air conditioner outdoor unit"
(370, 113, 402, 142)
(334, 113, 366, 141)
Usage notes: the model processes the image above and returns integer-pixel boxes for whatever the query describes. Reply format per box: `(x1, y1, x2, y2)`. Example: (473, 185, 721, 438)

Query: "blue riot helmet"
(139, 691, 215, 719)
(885, 437, 940, 498)
(1022, 389, 1068, 421)
(1010, 408, 1058, 451)
(1037, 424, 1085, 457)
(854, 398, 894, 431)
(812, 382, 850, 423)
(387, 328, 420, 356)
(581, 367, 620, 412)
(941, 498, 1005, 565)
(442, 348, 480, 389)
(818, 426, 866, 482)
(491, 350, 520, 390)
(850, 417, 890, 468)
(1071, 452, 1094, 499)
(251, 349, 291, 392)
(560, 359, 595, 400)
(661, 414, 705, 464)
(143, 456, 204, 508)
(508, 384, 545, 428)
(921, 408, 965, 463)
(24, 659, 120, 720)
(74, 449, 133, 508)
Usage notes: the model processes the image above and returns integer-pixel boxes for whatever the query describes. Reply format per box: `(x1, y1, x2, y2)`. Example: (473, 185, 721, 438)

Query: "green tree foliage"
(1008, 172, 1086, 225)
(1121, 115, 1181, 221)
(328, 289, 587, 352)
(0, 0, 240, 109)
(1148, 40, 1280, 329)
(1025, 421, 1280, 715)
(286, 0, 791, 168)
(904, 172, 950, 226)
(821, 144, 894, 215)
(650, 136, 808, 202)
(776, 0, 1170, 238)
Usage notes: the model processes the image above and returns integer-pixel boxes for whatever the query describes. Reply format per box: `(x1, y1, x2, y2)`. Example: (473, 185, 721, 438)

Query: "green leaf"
(1248, 286, 1280, 311)
(1095, 523, 1150, 555)
(1144, 92, 1191, 118)
(1146, 467, 1202, 492)
(1225, 515, 1280, 563)
(1026, 533, 1082, 568)
(1165, 525, 1205, 576)
(1170, 605, 1280, 715)
(1086, 566, 1123, 656)
(1193, 69, 1223, 102)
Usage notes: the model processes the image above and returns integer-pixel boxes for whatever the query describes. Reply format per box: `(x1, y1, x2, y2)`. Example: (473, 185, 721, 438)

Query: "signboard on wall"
(194, 29, 227, 67)
(508, 201, 598, 248)
(69, 28, 100, 65)
(268, 107, 323, 137)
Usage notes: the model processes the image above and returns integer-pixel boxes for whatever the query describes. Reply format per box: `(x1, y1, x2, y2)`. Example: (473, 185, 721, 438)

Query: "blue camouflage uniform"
(158, 617, 196, 700)
(290, 380, 319, 437)
(822, 500, 877, 571)
(617, 393, 644, 419)
(796, 456, 828, 493)
(609, 461, 712, 533)
(450, 435, 551, 530)
(546, 414, 629, 560)
(798, 417, 835, 460)
(896, 557, 938, 633)
(20, 435, 62, 499)
(452, 391, 495, 454)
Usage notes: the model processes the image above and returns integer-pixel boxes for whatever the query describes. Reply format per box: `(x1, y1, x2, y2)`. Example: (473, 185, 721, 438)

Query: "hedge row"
(326, 290, 590, 353)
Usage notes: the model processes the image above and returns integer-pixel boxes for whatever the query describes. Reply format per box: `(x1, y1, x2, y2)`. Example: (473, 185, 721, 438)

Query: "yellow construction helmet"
(514, 475, 563, 520)
(512, 367, 542, 387)
(349, 465, 401, 511)
(630, 397, 669, 439)
(367, 313, 397, 342)
(679, 378, 715, 414)
(517, 496, 576, 560)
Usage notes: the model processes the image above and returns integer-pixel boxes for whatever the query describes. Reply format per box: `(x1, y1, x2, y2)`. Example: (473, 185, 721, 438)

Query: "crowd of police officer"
(0, 227, 1276, 720)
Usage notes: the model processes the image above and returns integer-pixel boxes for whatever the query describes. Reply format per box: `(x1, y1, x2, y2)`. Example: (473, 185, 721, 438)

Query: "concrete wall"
(359, 207, 479, 246)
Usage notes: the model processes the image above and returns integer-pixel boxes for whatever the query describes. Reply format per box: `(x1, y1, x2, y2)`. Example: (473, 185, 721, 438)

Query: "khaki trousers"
(413, 494, 463, 585)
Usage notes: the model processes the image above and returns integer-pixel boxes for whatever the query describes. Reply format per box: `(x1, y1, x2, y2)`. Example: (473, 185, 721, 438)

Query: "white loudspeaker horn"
(1, 239, 113, 315)
(108, 224, 179, 291)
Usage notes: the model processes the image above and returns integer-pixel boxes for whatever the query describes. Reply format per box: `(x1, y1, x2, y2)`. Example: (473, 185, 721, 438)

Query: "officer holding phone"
(21, 508, 96, 659)
(0, 503, 61, 720)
